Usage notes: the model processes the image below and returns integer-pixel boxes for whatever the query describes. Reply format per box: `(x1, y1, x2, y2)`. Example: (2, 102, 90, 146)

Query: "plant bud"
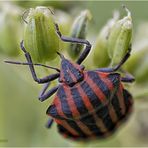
(135, 56, 148, 83)
(107, 6, 132, 66)
(24, 6, 59, 63)
(124, 45, 148, 73)
(93, 11, 119, 67)
(54, 10, 72, 52)
(0, 2, 22, 56)
(67, 10, 92, 59)
(124, 44, 148, 84)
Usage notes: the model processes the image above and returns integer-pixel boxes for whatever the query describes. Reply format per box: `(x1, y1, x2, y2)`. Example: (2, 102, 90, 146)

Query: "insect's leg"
(39, 82, 50, 97)
(20, 40, 60, 83)
(54, 23, 92, 64)
(121, 73, 135, 83)
(39, 84, 59, 102)
(46, 118, 54, 128)
(97, 45, 131, 73)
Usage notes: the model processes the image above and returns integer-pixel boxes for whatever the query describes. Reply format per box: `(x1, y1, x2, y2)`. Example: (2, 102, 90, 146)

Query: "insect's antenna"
(22, 9, 30, 24)
(4, 60, 60, 72)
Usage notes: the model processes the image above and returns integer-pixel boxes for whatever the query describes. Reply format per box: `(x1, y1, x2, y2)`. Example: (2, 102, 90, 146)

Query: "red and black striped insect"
(5, 23, 134, 140)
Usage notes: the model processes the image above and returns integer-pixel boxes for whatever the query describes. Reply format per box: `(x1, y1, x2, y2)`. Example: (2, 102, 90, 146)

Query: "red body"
(47, 69, 133, 140)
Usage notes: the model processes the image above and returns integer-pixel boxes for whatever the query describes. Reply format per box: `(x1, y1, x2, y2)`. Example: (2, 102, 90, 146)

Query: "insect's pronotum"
(5, 22, 135, 140)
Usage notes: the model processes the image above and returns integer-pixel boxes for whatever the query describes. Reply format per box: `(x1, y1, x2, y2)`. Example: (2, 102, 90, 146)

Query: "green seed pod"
(93, 11, 119, 68)
(54, 10, 72, 52)
(107, 6, 132, 66)
(24, 6, 59, 63)
(135, 56, 148, 83)
(124, 46, 148, 84)
(55, 10, 72, 36)
(0, 3, 22, 56)
(67, 10, 92, 59)
(124, 46, 148, 73)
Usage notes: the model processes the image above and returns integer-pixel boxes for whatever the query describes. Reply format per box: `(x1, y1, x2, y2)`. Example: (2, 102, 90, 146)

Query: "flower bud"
(67, 10, 92, 59)
(107, 6, 132, 66)
(0, 2, 22, 56)
(24, 6, 59, 63)
(135, 56, 148, 83)
(93, 11, 119, 67)
(124, 46, 148, 73)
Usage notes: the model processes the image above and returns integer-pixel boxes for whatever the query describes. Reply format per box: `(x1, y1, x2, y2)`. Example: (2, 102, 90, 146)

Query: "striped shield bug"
(5, 22, 134, 140)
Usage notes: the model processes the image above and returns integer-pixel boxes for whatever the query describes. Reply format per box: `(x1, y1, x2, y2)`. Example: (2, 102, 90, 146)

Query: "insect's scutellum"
(6, 22, 134, 141)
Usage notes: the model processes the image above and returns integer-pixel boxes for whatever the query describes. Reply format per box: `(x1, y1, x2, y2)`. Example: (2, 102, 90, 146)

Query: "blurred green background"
(0, 1, 148, 147)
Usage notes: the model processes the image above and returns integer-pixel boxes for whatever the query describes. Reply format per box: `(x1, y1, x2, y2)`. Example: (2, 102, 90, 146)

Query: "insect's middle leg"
(39, 82, 59, 102)
(20, 40, 60, 83)
(96, 45, 132, 73)
(54, 23, 92, 64)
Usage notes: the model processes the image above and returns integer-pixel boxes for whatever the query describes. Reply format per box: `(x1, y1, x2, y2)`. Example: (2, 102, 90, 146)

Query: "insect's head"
(57, 52, 85, 87)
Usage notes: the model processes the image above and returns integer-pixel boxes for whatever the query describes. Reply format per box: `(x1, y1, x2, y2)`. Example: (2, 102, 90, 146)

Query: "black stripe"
(57, 86, 73, 118)
(57, 86, 102, 137)
(107, 73, 120, 87)
(46, 104, 58, 117)
(71, 87, 88, 115)
(123, 89, 133, 113)
(88, 71, 111, 99)
(49, 104, 88, 137)
(46, 105, 69, 120)
(57, 124, 80, 139)
(79, 114, 103, 136)
(71, 87, 103, 135)
(47, 105, 88, 138)
(63, 69, 74, 84)
(95, 105, 115, 131)
(111, 95, 123, 119)
(80, 81, 102, 109)
(87, 71, 116, 131)
(66, 120, 88, 138)
(107, 73, 123, 119)
(68, 62, 79, 76)
(80, 80, 114, 132)
(68, 62, 84, 83)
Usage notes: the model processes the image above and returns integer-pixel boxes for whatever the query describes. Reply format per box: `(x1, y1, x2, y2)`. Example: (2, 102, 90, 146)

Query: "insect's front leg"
(20, 40, 60, 83)
(54, 23, 92, 64)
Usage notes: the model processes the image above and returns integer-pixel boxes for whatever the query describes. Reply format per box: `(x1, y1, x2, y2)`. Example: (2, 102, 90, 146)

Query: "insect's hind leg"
(46, 118, 54, 128)
(121, 73, 135, 83)
(96, 45, 132, 73)
(54, 23, 92, 64)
